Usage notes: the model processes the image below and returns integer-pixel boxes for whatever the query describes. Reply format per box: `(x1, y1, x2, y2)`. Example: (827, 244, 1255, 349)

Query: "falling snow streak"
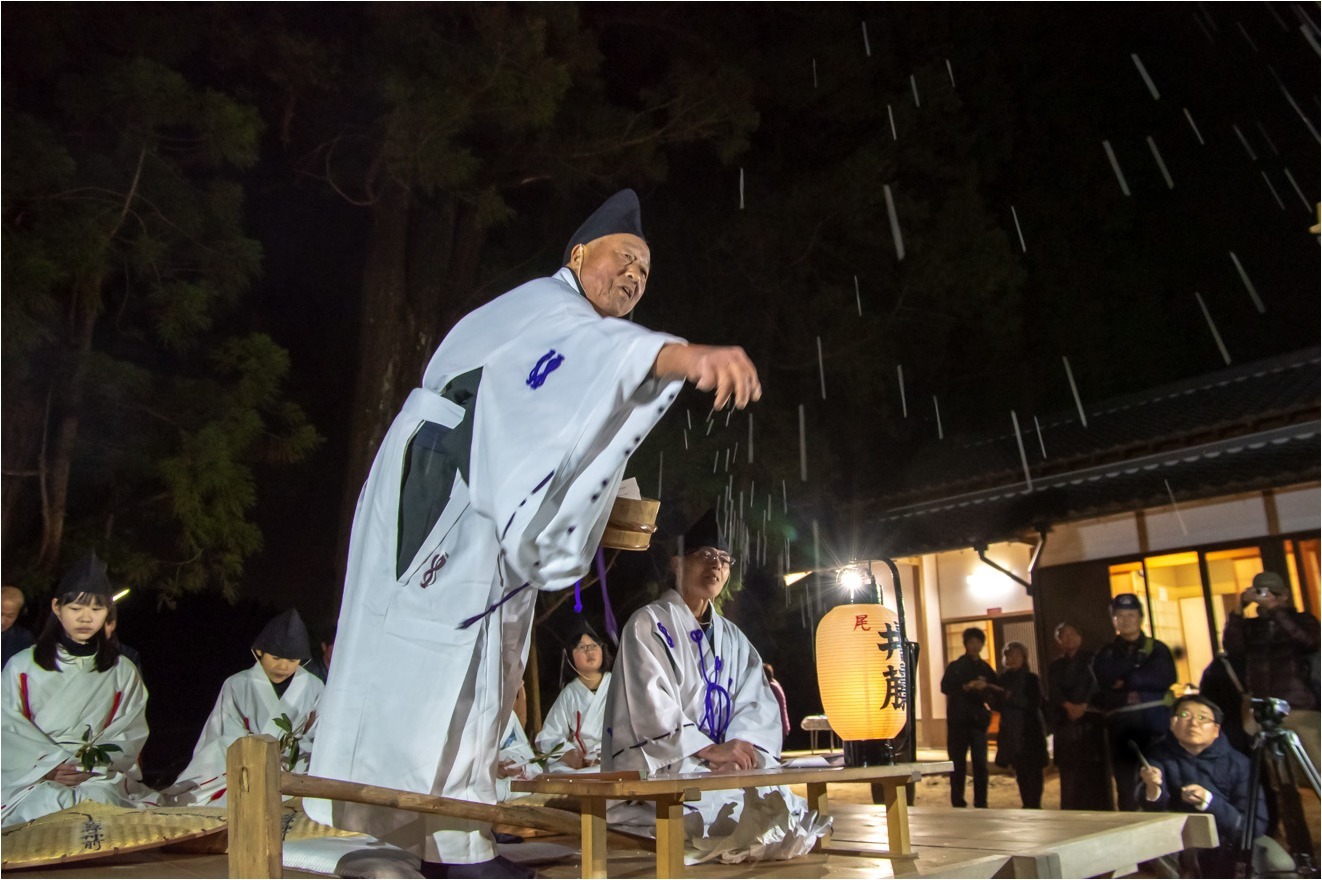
(1302, 24, 1321, 55)
(946, 58, 956, 88)
(727, 446, 734, 472)
(1131, 54, 1160, 99)
(812, 58, 818, 89)
(1063, 356, 1088, 427)
(1195, 292, 1233, 365)
(1231, 125, 1258, 161)
(861, 21, 871, 56)
(706, 419, 714, 437)
(1197, 2, 1221, 32)
(657, 451, 663, 498)
(1255, 122, 1280, 156)
(897, 365, 909, 417)
(1011, 206, 1027, 252)
(887, 105, 898, 140)
(812, 520, 821, 586)
(1102, 141, 1131, 196)
(1236, 21, 1260, 52)
(686, 409, 692, 431)
(1146, 137, 1175, 189)
(1011, 411, 1033, 490)
(1273, 74, 1321, 141)
(883, 184, 906, 260)
(1033, 416, 1048, 458)
(683, 429, 688, 450)
(1183, 108, 1206, 145)
(748, 414, 754, 464)
(854, 275, 863, 316)
(713, 451, 719, 474)
(1229, 252, 1266, 313)
(816, 336, 827, 399)
(1261, 171, 1287, 210)
(1164, 479, 1189, 535)
(1192, 11, 1215, 43)
(933, 396, 944, 440)
(910, 74, 921, 107)
(1283, 168, 1312, 211)
(782, 480, 788, 514)
(739, 168, 745, 210)
(798, 405, 808, 481)
(1291, 3, 1318, 29)
(1265, 2, 1289, 30)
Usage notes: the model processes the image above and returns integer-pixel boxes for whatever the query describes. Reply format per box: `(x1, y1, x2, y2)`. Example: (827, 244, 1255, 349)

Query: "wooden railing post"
(227, 734, 283, 878)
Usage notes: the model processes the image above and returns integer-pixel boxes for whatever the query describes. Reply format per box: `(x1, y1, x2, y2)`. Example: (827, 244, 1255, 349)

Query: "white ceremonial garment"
(535, 673, 612, 772)
(603, 590, 829, 864)
(163, 664, 324, 806)
(495, 713, 537, 802)
(1, 647, 150, 827)
(309, 268, 682, 862)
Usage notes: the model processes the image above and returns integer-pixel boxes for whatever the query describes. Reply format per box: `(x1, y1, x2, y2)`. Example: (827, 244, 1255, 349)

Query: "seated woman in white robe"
(1, 553, 150, 828)
(163, 609, 323, 806)
(535, 622, 613, 773)
(603, 511, 828, 864)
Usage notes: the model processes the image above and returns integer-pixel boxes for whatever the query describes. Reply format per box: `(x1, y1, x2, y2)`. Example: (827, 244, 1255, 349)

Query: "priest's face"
(51, 596, 109, 644)
(571, 234, 650, 319)
(674, 547, 732, 606)
(256, 650, 301, 684)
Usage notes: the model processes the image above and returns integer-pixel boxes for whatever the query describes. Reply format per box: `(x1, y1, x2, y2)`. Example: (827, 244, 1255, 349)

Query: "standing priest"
(603, 511, 829, 864)
(308, 190, 761, 879)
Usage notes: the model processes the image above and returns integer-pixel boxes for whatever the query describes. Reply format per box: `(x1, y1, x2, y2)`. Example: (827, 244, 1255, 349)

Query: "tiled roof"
(870, 349, 1321, 556)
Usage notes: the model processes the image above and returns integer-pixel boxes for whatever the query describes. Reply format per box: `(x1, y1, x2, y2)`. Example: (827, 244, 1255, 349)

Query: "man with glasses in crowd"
(603, 510, 828, 863)
(1138, 694, 1294, 877)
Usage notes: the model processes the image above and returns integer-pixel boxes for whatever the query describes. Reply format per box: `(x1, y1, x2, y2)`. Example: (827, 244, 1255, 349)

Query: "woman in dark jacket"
(988, 641, 1049, 808)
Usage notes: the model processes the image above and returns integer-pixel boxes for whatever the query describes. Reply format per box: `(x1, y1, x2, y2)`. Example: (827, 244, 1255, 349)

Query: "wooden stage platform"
(9, 805, 1213, 879)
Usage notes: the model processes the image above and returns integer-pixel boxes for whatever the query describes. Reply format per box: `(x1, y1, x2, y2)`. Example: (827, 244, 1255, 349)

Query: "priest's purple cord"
(458, 583, 532, 630)
(596, 548, 619, 643)
(689, 629, 733, 743)
(573, 578, 583, 613)
(656, 622, 675, 648)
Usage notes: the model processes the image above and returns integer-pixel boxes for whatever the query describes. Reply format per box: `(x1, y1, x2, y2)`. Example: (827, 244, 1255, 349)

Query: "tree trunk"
(334, 187, 488, 589)
(36, 285, 101, 573)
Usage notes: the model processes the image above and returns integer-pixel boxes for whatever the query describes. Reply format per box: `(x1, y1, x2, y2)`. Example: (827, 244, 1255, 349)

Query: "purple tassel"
(573, 578, 583, 613)
(596, 547, 619, 644)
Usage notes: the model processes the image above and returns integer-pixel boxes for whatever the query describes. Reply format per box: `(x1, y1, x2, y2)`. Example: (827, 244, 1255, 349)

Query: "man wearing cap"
(603, 510, 828, 863)
(1222, 571, 1320, 772)
(310, 191, 760, 878)
(1092, 593, 1177, 810)
(1138, 694, 1293, 877)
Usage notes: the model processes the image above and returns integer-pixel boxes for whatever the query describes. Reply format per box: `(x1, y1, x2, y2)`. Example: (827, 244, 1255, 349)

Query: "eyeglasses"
(572, 642, 602, 654)
(689, 548, 735, 566)
(1175, 710, 1217, 725)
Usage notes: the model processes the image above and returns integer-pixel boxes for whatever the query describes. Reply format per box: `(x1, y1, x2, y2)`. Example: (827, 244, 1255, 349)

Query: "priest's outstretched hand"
(696, 738, 761, 773)
(654, 344, 762, 411)
(45, 762, 95, 787)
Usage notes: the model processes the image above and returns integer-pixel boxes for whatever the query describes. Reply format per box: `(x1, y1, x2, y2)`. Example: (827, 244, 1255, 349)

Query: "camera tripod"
(1236, 708, 1320, 878)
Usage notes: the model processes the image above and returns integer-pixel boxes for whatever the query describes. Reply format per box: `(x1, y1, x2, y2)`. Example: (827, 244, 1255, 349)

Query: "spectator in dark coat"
(1048, 622, 1112, 810)
(1094, 593, 1177, 810)
(1138, 695, 1292, 878)
(941, 627, 997, 808)
(988, 641, 1049, 808)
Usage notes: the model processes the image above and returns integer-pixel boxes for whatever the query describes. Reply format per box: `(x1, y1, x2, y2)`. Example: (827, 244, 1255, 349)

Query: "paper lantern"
(815, 603, 907, 741)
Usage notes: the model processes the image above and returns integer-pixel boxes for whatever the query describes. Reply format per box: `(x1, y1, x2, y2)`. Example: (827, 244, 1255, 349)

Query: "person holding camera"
(1138, 694, 1294, 878)
(1222, 571, 1320, 773)
(940, 627, 998, 808)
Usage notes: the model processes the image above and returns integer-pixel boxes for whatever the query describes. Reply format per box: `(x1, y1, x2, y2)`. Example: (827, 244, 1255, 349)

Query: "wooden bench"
(799, 714, 837, 753)
(512, 760, 953, 878)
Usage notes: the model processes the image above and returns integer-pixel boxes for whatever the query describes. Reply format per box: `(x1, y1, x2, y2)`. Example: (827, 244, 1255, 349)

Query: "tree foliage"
(2, 8, 320, 600)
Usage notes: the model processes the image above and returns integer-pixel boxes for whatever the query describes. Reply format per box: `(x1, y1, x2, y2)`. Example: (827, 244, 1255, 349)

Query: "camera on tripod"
(1249, 696, 1292, 730)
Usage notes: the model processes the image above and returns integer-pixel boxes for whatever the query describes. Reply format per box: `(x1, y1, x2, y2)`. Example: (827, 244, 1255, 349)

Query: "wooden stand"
(226, 736, 283, 879)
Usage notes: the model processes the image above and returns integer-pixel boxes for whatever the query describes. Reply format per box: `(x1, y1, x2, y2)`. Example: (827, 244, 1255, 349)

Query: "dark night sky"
(13, 3, 1314, 772)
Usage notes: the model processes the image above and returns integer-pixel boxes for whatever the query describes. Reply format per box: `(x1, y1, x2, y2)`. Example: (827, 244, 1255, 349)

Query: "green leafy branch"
(272, 713, 312, 771)
(60, 725, 123, 773)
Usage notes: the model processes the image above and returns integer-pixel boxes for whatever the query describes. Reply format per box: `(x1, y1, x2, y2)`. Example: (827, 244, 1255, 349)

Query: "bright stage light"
(838, 567, 866, 595)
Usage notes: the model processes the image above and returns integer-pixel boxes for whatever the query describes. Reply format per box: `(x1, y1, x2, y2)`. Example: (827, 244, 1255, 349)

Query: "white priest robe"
(1, 647, 150, 827)
(308, 268, 682, 862)
(603, 590, 829, 864)
(163, 664, 324, 806)
(535, 673, 612, 772)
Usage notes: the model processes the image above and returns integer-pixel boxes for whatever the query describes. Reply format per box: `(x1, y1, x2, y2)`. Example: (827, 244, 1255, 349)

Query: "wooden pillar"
(227, 735, 283, 878)
(654, 793, 686, 878)
(806, 782, 832, 850)
(881, 780, 913, 856)
(580, 796, 608, 879)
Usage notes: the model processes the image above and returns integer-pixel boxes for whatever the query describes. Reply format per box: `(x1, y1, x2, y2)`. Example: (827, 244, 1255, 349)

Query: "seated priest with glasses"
(603, 511, 829, 864)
